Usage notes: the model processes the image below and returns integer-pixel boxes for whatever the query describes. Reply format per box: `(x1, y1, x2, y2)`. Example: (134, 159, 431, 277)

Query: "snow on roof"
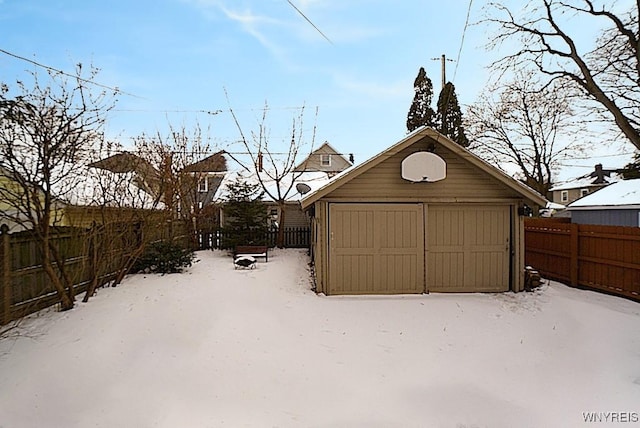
(55, 167, 162, 209)
(214, 170, 333, 203)
(568, 179, 640, 209)
(549, 171, 622, 191)
(546, 201, 566, 210)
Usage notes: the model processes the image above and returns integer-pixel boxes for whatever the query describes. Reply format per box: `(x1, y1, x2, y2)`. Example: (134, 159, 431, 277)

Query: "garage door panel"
(335, 209, 374, 249)
(380, 254, 419, 293)
(333, 254, 375, 294)
(429, 252, 465, 289)
(329, 204, 424, 295)
(428, 205, 510, 292)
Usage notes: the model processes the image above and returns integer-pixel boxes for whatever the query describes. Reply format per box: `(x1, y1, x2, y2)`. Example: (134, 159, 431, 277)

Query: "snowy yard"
(1, 249, 639, 428)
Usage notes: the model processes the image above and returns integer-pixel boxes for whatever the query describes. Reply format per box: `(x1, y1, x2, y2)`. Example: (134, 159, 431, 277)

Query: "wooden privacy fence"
(197, 227, 311, 250)
(525, 218, 640, 301)
(0, 220, 191, 325)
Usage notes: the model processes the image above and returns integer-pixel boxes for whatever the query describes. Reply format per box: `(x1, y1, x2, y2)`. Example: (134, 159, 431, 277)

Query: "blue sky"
(1, 0, 635, 180)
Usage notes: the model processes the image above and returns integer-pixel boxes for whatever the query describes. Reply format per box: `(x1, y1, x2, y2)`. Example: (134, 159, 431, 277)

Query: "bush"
(133, 241, 195, 274)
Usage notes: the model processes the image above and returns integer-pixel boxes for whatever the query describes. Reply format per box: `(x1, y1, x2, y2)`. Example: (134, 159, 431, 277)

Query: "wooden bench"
(234, 245, 269, 262)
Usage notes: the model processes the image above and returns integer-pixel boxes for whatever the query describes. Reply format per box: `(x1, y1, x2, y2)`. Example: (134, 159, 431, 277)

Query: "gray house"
(567, 179, 640, 227)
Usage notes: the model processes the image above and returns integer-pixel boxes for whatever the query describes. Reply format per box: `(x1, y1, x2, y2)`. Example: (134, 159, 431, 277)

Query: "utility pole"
(431, 54, 455, 90)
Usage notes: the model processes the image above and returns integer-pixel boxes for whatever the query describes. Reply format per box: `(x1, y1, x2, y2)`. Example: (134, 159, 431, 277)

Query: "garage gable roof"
(301, 127, 547, 209)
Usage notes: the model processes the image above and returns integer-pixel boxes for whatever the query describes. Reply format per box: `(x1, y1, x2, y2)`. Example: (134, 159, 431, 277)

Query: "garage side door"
(329, 204, 424, 295)
(427, 205, 510, 292)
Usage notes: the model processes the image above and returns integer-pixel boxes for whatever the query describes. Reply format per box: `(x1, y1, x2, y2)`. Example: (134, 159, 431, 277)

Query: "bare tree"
(73, 140, 167, 301)
(484, 1, 640, 150)
(466, 73, 583, 195)
(226, 98, 317, 248)
(0, 67, 116, 311)
(133, 123, 220, 246)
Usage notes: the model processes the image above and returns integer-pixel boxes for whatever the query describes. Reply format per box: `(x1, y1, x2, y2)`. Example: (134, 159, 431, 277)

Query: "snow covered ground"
(1, 249, 639, 428)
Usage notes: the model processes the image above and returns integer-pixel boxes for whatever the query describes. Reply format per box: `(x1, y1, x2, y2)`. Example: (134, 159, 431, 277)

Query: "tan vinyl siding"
(328, 141, 521, 202)
(282, 204, 310, 228)
(295, 143, 351, 173)
(313, 201, 328, 293)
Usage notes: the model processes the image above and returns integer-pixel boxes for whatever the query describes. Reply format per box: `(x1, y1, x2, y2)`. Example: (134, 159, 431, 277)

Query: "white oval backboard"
(401, 152, 446, 183)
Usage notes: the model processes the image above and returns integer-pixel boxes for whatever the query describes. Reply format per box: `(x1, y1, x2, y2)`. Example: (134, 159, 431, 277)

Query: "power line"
(0, 48, 143, 99)
(452, 0, 473, 82)
(285, 0, 333, 45)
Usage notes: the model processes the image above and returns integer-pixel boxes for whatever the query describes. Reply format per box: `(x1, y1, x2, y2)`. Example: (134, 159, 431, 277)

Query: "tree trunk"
(277, 204, 287, 248)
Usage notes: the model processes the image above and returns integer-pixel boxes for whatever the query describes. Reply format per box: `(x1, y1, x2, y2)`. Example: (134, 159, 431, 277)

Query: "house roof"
(56, 166, 163, 210)
(550, 165, 622, 191)
(183, 151, 227, 173)
(89, 152, 155, 174)
(214, 170, 334, 204)
(568, 179, 640, 210)
(301, 127, 547, 209)
(293, 141, 353, 171)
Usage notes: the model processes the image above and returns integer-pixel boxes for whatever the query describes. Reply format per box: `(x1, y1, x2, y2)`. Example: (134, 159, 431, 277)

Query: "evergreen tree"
(436, 82, 469, 147)
(622, 152, 640, 179)
(222, 176, 268, 248)
(406, 67, 436, 132)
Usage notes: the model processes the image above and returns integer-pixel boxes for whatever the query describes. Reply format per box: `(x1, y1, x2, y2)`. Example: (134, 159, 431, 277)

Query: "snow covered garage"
(301, 128, 547, 295)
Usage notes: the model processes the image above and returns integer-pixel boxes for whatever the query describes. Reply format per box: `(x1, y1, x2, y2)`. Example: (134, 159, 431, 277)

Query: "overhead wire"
(452, 0, 474, 83)
(284, 0, 333, 45)
(0, 48, 144, 99)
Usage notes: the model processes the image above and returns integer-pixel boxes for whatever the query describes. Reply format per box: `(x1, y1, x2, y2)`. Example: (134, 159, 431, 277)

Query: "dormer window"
(320, 154, 331, 167)
(561, 190, 568, 202)
(198, 178, 208, 192)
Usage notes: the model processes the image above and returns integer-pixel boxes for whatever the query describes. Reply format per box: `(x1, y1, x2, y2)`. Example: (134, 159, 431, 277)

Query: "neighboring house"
(216, 144, 352, 230)
(89, 152, 161, 197)
(215, 170, 332, 230)
(301, 127, 547, 295)
(182, 151, 227, 215)
(0, 166, 69, 232)
(293, 141, 353, 176)
(567, 179, 640, 227)
(91, 150, 228, 222)
(60, 166, 164, 228)
(549, 164, 622, 205)
(0, 163, 162, 231)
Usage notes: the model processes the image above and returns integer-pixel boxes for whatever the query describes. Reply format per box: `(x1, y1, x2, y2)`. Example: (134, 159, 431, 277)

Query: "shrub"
(133, 241, 195, 274)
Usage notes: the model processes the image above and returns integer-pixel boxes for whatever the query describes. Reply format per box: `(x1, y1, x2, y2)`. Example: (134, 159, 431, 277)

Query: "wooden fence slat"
(199, 227, 311, 250)
(1, 224, 10, 325)
(0, 220, 195, 325)
(525, 218, 640, 302)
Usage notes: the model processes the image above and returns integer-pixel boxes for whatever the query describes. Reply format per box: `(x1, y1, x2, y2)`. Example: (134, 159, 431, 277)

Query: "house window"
(320, 154, 331, 167)
(198, 178, 208, 192)
(561, 190, 569, 202)
(580, 188, 589, 197)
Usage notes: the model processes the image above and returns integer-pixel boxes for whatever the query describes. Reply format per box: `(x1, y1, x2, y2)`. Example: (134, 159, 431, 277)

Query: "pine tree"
(222, 176, 269, 248)
(622, 152, 640, 179)
(406, 67, 436, 132)
(436, 82, 469, 147)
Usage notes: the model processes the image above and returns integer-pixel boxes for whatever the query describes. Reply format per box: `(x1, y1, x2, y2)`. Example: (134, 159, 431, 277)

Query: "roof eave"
(302, 127, 548, 209)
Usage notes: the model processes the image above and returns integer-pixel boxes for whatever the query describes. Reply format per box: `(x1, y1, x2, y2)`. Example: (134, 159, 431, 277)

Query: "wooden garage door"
(328, 203, 424, 294)
(427, 205, 510, 292)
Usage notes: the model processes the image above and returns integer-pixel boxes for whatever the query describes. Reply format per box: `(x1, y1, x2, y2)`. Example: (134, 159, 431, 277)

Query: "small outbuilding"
(567, 178, 640, 227)
(301, 128, 547, 295)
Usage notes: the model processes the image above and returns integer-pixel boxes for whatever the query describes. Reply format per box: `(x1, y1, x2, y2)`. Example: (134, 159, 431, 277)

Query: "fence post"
(570, 223, 579, 286)
(0, 224, 11, 324)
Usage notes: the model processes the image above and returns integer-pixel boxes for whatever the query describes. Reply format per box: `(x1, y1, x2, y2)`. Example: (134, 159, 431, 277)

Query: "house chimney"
(257, 152, 263, 172)
(593, 164, 605, 184)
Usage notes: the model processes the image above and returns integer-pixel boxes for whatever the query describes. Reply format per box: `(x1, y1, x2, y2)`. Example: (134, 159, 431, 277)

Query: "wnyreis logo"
(582, 412, 639, 423)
